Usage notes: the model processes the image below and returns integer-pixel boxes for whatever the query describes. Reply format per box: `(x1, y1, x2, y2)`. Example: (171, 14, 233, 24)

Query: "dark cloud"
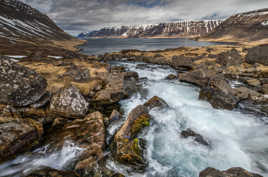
(20, 0, 268, 35)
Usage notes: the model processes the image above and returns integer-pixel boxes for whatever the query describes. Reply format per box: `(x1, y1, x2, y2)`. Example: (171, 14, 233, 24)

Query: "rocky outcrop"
(0, 116, 43, 162)
(50, 86, 89, 118)
(199, 167, 263, 177)
(79, 20, 222, 38)
(246, 44, 268, 65)
(112, 96, 167, 171)
(0, 59, 47, 107)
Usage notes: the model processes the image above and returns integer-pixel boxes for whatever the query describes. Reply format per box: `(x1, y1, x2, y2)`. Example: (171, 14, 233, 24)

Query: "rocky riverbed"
(0, 44, 267, 176)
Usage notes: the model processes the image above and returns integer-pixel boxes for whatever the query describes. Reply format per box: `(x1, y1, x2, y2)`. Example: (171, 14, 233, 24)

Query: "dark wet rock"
(0, 116, 43, 162)
(199, 167, 263, 177)
(25, 168, 78, 177)
(179, 69, 217, 87)
(0, 59, 47, 107)
(166, 74, 177, 80)
(238, 100, 268, 117)
(246, 44, 268, 66)
(30, 92, 51, 109)
(216, 48, 243, 67)
(181, 129, 209, 146)
(199, 77, 239, 110)
(112, 96, 167, 171)
(50, 85, 89, 118)
(136, 64, 148, 70)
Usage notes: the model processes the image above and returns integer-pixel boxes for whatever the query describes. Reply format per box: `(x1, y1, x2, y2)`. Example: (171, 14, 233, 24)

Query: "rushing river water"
(78, 38, 229, 55)
(1, 61, 268, 177)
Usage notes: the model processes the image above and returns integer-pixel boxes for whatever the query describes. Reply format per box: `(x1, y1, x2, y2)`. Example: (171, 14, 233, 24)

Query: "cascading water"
(1, 61, 268, 177)
(107, 62, 268, 177)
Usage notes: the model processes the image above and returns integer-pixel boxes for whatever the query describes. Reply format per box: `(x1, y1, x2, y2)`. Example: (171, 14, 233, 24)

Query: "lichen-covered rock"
(0, 59, 47, 107)
(199, 167, 263, 177)
(113, 96, 167, 171)
(50, 85, 89, 118)
(25, 168, 78, 177)
(0, 116, 43, 162)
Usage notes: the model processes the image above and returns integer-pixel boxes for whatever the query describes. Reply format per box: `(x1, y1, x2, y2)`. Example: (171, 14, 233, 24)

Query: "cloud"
(19, 0, 268, 35)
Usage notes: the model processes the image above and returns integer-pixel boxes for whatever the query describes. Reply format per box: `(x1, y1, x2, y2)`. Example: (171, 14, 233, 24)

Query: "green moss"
(130, 113, 150, 138)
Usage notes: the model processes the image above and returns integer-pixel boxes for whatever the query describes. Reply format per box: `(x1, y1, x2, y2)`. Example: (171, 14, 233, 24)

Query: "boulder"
(216, 49, 243, 67)
(113, 96, 167, 171)
(179, 69, 217, 87)
(0, 116, 43, 162)
(246, 44, 268, 65)
(246, 79, 261, 87)
(171, 55, 196, 70)
(0, 59, 47, 107)
(50, 85, 89, 118)
(199, 167, 263, 177)
(199, 77, 239, 110)
(94, 71, 139, 104)
(62, 64, 90, 82)
(181, 129, 209, 146)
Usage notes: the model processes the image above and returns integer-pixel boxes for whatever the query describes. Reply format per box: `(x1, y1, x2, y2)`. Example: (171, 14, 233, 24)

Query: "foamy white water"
(107, 62, 268, 177)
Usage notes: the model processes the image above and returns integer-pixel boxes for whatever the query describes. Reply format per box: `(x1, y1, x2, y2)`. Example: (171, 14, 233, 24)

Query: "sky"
(20, 0, 268, 35)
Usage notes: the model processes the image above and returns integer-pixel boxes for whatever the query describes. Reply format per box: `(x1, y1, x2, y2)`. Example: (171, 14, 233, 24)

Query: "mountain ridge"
(78, 20, 222, 39)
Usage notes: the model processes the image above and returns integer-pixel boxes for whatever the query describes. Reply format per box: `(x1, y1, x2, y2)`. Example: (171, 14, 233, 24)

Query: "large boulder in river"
(50, 85, 89, 118)
(246, 44, 268, 65)
(113, 96, 167, 171)
(181, 129, 209, 146)
(0, 59, 47, 107)
(0, 116, 43, 162)
(199, 167, 263, 177)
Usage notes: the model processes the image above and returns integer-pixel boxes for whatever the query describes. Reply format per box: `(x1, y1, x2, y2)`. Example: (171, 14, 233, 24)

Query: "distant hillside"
(0, 0, 83, 56)
(78, 20, 222, 39)
(205, 8, 268, 41)
(0, 0, 72, 41)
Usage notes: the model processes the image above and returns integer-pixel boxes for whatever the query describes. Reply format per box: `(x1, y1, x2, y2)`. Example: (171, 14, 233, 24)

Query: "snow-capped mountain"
(78, 20, 222, 39)
(0, 0, 72, 41)
(206, 8, 268, 41)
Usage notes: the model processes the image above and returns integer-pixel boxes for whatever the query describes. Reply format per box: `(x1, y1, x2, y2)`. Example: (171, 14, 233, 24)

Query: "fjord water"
(79, 38, 226, 55)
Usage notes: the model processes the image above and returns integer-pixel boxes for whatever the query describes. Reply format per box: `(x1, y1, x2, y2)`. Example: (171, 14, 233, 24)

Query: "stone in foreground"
(50, 85, 89, 118)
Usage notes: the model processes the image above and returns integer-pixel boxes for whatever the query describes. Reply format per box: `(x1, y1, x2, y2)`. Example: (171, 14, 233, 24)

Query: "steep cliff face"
(78, 20, 222, 38)
(0, 0, 72, 41)
(206, 8, 268, 41)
